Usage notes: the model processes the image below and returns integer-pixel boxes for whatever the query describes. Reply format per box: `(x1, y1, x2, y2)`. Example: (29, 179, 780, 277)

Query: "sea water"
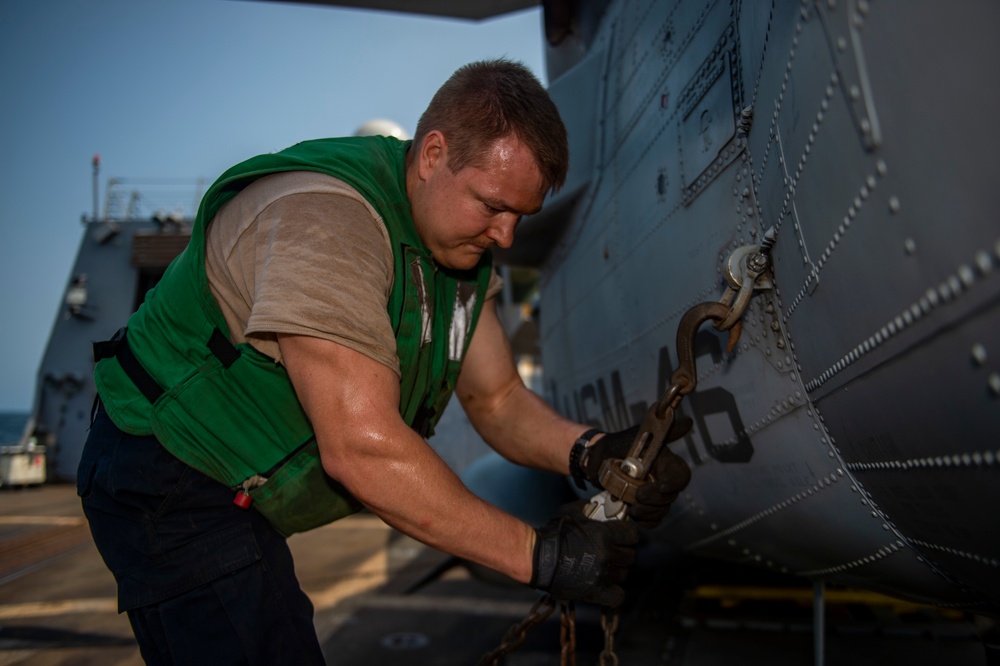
(0, 412, 30, 445)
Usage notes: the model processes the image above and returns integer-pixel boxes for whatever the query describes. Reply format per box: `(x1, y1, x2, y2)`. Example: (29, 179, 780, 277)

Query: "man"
(78, 59, 691, 664)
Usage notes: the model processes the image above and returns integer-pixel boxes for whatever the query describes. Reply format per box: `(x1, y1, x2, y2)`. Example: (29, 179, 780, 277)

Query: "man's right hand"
(530, 501, 639, 607)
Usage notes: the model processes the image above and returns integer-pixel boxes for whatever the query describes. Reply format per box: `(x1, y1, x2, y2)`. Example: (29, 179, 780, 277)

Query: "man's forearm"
(462, 382, 594, 475)
(319, 424, 537, 584)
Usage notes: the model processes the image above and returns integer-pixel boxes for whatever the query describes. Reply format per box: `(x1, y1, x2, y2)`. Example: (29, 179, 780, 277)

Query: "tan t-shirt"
(204, 171, 502, 377)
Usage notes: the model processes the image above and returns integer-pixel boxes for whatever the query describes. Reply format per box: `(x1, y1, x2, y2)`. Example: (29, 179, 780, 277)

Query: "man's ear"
(418, 130, 446, 180)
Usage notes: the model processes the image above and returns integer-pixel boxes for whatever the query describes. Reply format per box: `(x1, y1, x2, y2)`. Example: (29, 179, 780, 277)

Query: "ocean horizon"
(0, 411, 30, 445)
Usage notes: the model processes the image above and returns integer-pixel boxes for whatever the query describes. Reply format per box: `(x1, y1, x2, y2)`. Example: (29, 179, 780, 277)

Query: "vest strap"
(94, 327, 241, 404)
(207, 328, 241, 369)
(93, 328, 165, 404)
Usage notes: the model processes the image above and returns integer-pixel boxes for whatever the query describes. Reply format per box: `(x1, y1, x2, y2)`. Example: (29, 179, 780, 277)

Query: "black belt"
(93, 327, 241, 404)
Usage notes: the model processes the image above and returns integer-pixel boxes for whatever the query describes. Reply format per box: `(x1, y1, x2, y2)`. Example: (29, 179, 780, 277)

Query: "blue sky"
(0, 0, 544, 410)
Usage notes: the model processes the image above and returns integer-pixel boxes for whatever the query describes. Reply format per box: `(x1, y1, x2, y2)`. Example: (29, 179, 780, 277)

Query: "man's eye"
(483, 203, 502, 215)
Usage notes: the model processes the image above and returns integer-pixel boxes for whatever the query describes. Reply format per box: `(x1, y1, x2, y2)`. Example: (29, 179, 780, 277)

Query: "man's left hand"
(582, 420, 693, 529)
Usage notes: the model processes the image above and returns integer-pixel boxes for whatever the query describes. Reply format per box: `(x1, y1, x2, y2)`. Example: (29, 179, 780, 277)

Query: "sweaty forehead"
(461, 135, 547, 184)
(467, 161, 546, 214)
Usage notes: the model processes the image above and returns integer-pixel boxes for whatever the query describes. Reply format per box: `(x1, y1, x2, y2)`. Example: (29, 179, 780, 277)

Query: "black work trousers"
(77, 406, 326, 665)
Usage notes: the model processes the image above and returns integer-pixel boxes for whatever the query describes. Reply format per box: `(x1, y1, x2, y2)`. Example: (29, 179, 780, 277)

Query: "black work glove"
(583, 420, 693, 529)
(530, 500, 639, 607)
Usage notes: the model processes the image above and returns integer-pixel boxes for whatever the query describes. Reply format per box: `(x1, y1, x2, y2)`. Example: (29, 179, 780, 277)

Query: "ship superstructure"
(22, 157, 202, 480)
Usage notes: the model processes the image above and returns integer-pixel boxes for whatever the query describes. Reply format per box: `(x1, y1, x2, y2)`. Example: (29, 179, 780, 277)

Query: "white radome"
(353, 118, 410, 140)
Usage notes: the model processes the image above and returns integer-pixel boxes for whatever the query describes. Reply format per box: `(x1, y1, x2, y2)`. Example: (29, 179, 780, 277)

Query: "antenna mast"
(92, 154, 101, 221)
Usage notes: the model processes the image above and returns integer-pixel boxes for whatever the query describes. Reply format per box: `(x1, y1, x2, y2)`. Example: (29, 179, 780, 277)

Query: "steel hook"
(670, 302, 743, 396)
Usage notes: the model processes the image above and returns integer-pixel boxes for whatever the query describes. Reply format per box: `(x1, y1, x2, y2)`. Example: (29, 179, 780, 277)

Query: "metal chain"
(478, 594, 557, 666)
(480, 594, 620, 666)
(599, 608, 620, 666)
(559, 601, 577, 666)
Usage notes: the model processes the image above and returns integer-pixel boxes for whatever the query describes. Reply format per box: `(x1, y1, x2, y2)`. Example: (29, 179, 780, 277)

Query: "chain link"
(559, 601, 577, 665)
(599, 608, 620, 666)
(478, 594, 557, 666)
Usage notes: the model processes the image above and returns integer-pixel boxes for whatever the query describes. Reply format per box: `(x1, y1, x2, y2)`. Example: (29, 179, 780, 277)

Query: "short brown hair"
(414, 59, 569, 193)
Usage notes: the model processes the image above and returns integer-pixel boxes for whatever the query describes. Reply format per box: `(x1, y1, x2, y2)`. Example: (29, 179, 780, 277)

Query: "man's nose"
(487, 215, 517, 249)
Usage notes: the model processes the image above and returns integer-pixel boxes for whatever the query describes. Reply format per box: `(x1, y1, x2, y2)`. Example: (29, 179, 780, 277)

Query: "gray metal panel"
(819, 299, 1000, 604)
(540, 0, 1000, 611)
(33, 220, 157, 478)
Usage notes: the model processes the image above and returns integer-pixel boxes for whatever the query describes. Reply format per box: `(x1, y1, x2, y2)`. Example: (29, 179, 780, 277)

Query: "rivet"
(837, 36, 847, 51)
(976, 250, 993, 274)
(959, 264, 975, 287)
(989, 373, 1000, 397)
(972, 344, 987, 366)
(903, 238, 916, 255)
(888, 196, 901, 213)
(948, 275, 963, 295)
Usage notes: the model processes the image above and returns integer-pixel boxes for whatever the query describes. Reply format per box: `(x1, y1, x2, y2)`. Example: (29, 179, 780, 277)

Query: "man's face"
(409, 132, 546, 271)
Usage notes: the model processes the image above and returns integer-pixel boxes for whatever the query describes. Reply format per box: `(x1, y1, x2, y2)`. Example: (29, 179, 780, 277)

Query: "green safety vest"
(94, 136, 493, 535)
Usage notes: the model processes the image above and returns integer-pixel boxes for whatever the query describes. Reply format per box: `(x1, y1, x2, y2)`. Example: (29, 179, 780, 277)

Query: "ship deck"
(0, 484, 989, 665)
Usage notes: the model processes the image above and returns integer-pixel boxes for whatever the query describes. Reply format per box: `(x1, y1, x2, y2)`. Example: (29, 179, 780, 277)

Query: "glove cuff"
(569, 428, 603, 490)
(530, 523, 561, 589)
